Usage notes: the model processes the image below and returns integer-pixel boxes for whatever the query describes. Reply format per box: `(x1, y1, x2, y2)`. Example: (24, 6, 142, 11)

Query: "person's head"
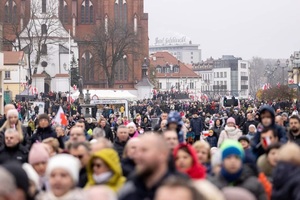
(42, 138, 60, 156)
(38, 114, 50, 128)
(160, 120, 167, 130)
(0, 166, 17, 200)
(266, 143, 281, 167)
(99, 119, 107, 128)
(247, 113, 254, 121)
(7, 109, 19, 125)
(135, 134, 169, 180)
(163, 130, 179, 152)
(277, 143, 300, 166)
(275, 115, 284, 126)
(117, 125, 129, 142)
(46, 154, 81, 197)
(2, 162, 30, 200)
(85, 186, 117, 200)
(220, 140, 244, 174)
(22, 163, 40, 197)
(155, 176, 204, 200)
(4, 128, 20, 148)
(69, 142, 91, 168)
(75, 119, 86, 131)
(161, 113, 168, 121)
(29, 143, 50, 176)
(69, 127, 86, 143)
(281, 112, 288, 121)
(248, 124, 256, 133)
(289, 115, 300, 135)
(127, 122, 137, 134)
(193, 141, 211, 164)
(260, 128, 279, 150)
(123, 137, 140, 159)
(259, 106, 275, 127)
(55, 126, 65, 137)
(174, 144, 197, 172)
(4, 104, 15, 116)
(226, 117, 236, 127)
(238, 136, 250, 149)
(167, 111, 182, 131)
(215, 119, 221, 126)
(90, 138, 113, 153)
(92, 127, 106, 139)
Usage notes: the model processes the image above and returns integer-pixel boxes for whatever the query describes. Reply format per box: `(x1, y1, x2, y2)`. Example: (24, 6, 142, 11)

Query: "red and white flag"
(54, 106, 68, 126)
(262, 136, 271, 148)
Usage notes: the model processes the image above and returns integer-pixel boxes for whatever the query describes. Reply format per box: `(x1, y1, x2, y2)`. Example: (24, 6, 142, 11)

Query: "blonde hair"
(42, 138, 60, 153)
(278, 143, 300, 166)
(0, 120, 23, 142)
(193, 140, 211, 161)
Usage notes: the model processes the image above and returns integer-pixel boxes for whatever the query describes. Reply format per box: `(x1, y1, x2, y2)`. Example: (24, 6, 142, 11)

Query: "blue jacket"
(251, 106, 287, 158)
(190, 117, 203, 136)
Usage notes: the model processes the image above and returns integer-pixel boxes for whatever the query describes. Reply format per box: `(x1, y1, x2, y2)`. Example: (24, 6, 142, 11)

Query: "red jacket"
(173, 143, 206, 179)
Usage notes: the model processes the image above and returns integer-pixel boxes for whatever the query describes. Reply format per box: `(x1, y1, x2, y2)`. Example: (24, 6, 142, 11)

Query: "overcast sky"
(144, 0, 300, 60)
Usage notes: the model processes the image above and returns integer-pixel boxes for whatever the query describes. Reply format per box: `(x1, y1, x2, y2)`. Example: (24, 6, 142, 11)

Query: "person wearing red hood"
(173, 143, 206, 179)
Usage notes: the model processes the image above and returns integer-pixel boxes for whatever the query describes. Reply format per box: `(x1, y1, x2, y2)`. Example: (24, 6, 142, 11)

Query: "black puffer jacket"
(0, 143, 28, 164)
(288, 130, 300, 146)
(31, 126, 64, 148)
(272, 162, 300, 200)
(113, 137, 128, 159)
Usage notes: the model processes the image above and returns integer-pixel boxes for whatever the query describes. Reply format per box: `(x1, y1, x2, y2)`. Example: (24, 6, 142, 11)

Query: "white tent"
(71, 90, 137, 100)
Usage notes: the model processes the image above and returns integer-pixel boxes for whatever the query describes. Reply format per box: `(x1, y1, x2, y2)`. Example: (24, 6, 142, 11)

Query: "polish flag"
(262, 136, 271, 148)
(54, 106, 68, 126)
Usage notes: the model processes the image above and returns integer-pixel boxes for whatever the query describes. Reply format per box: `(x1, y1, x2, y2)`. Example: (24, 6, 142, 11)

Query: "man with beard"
(118, 134, 183, 200)
(288, 115, 300, 146)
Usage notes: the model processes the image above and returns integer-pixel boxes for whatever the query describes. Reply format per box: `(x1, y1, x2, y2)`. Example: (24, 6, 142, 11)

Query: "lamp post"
(63, 63, 71, 116)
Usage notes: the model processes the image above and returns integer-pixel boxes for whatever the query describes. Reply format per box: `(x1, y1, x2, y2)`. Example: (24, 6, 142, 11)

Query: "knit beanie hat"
(127, 122, 137, 130)
(29, 143, 50, 165)
(220, 140, 244, 161)
(238, 136, 250, 144)
(46, 154, 81, 184)
(226, 117, 236, 125)
(38, 113, 50, 122)
(7, 109, 19, 118)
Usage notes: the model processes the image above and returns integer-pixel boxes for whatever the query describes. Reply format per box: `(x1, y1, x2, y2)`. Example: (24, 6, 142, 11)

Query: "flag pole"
(69, 29, 71, 116)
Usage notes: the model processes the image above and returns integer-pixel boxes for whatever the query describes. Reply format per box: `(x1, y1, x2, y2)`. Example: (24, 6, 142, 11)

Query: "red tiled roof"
(3, 51, 25, 65)
(150, 52, 200, 78)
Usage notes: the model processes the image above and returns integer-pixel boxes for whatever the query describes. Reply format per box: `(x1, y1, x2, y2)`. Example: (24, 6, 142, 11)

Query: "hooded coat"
(251, 106, 287, 158)
(173, 144, 206, 179)
(85, 148, 126, 192)
(217, 126, 242, 147)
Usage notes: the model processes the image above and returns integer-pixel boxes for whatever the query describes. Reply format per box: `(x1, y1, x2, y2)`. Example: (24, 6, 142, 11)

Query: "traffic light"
(224, 97, 227, 105)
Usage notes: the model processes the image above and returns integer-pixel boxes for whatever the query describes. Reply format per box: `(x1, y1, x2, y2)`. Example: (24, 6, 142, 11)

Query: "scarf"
(220, 166, 243, 183)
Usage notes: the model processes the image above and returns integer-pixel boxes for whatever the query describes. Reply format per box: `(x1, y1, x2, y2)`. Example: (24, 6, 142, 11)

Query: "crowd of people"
(0, 95, 300, 200)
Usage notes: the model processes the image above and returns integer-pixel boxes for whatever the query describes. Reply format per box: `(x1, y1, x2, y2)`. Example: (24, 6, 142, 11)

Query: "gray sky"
(145, 0, 300, 60)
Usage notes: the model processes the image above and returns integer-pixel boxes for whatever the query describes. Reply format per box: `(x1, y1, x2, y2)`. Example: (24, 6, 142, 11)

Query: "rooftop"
(3, 51, 25, 65)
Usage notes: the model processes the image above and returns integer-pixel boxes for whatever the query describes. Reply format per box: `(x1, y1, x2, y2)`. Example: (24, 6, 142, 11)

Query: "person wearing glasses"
(85, 148, 126, 192)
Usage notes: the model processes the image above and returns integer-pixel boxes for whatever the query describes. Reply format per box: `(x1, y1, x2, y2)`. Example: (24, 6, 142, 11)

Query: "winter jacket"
(205, 134, 218, 148)
(243, 120, 258, 135)
(251, 106, 287, 158)
(190, 117, 203, 136)
(217, 126, 242, 147)
(78, 168, 88, 188)
(0, 125, 31, 149)
(212, 125, 224, 138)
(272, 162, 300, 200)
(0, 143, 28, 164)
(210, 165, 267, 200)
(288, 130, 300, 146)
(35, 188, 86, 200)
(113, 137, 128, 159)
(99, 124, 114, 142)
(85, 148, 126, 192)
(121, 158, 135, 178)
(173, 143, 206, 179)
(31, 126, 64, 149)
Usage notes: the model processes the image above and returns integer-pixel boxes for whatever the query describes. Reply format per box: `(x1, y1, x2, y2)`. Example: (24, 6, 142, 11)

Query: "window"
(115, 58, 128, 81)
(115, 0, 127, 27)
(81, 51, 94, 81)
(241, 63, 247, 69)
(217, 81, 219, 85)
(42, 0, 46, 13)
(224, 72, 227, 77)
(224, 81, 227, 86)
(4, 0, 17, 23)
(175, 82, 180, 89)
(41, 44, 47, 54)
(217, 72, 219, 78)
(59, 0, 68, 24)
(214, 73, 216, 78)
(165, 67, 170, 73)
(191, 52, 193, 55)
(173, 67, 179, 73)
(190, 82, 194, 89)
(4, 71, 10, 79)
(81, 0, 93, 24)
(41, 24, 47, 35)
(220, 81, 223, 85)
(159, 82, 162, 89)
(191, 56, 193, 59)
(156, 68, 161, 73)
(220, 72, 223, 78)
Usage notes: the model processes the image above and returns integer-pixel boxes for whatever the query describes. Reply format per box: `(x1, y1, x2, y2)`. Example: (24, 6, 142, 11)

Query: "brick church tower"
(62, 0, 149, 89)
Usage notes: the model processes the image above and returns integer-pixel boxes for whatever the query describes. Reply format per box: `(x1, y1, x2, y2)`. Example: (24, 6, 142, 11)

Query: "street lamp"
(63, 63, 71, 115)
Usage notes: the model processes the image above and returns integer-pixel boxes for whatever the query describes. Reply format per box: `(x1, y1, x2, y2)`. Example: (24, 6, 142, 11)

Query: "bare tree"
(90, 22, 140, 88)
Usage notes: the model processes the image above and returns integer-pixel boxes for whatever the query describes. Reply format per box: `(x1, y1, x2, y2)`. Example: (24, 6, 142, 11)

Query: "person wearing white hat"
(35, 154, 86, 200)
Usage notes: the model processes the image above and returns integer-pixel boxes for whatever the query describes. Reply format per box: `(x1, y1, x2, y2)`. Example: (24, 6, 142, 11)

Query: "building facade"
(1, 0, 149, 91)
(288, 51, 300, 89)
(150, 52, 201, 93)
(150, 37, 201, 64)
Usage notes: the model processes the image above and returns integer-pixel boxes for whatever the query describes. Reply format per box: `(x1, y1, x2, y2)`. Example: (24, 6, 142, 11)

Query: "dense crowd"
(0, 95, 300, 200)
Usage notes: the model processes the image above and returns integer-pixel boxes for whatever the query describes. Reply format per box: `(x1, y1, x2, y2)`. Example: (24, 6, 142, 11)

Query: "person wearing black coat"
(190, 113, 203, 141)
(31, 114, 64, 149)
(242, 113, 259, 135)
(0, 128, 28, 164)
(98, 119, 114, 142)
(113, 126, 129, 159)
